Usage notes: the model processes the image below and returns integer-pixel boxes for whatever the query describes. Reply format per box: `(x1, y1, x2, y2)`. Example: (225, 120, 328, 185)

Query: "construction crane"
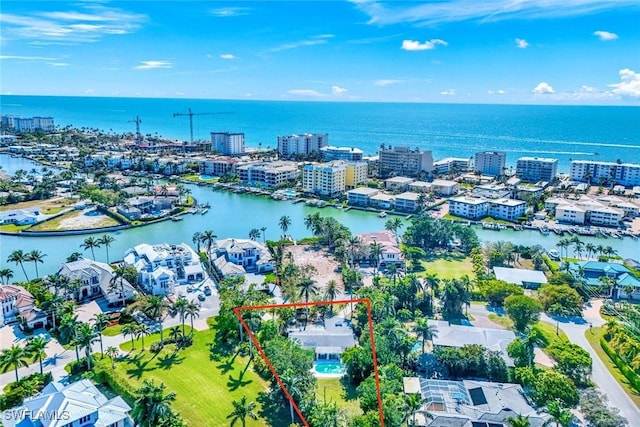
(172, 108, 232, 143)
(128, 116, 142, 144)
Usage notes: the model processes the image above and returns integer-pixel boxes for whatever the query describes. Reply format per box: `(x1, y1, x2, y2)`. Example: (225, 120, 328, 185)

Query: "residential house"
(0, 208, 41, 225)
(346, 187, 379, 206)
(0, 285, 48, 329)
(493, 267, 548, 289)
(56, 258, 136, 305)
(2, 379, 133, 427)
(569, 261, 640, 300)
(212, 238, 274, 276)
(288, 316, 356, 360)
(356, 230, 404, 268)
(394, 192, 421, 212)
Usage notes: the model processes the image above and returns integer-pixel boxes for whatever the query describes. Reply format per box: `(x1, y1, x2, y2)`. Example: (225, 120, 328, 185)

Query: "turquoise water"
(199, 175, 215, 181)
(282, 189, 297, 197)
(1, 95, 639, 171)
(314, 361, 345, 375)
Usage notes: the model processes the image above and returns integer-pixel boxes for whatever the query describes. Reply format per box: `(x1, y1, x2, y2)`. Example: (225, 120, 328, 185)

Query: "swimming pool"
(282, 189, 297, 197)
(199, 174, 215, 181)
(314, 361, 345, 375)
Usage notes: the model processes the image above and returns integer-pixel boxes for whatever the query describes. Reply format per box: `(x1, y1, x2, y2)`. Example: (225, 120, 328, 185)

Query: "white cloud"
(488, 89, 507, 95)
(498, 89, 506, 94)
(440, 89, 456, 95)
(220, 54, 236, 60)
(350, 0, 637, 26)
(271, 34, 334, 52)
(209, 7, 251, 17)
(134, 60, 172, 70)
(609, 68, 640, 98)
(401, 39, 447, 51)
(332, 86, 348, 96)
(515, 38, 529, 48)
(0, 5, 147, 43)
(48, 62, 69, 67)
(375, 79, 404, 86)
(532, 82, 555, 94)
(593, 30, 618, 41)
(287, 89, 326, 97)
(0, 55, 57, 61)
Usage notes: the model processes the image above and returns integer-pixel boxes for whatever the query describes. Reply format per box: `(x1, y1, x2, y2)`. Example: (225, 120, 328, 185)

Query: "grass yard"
(316, 378, 362, 418)
(532, 320, 569, 344)
(487, 313, 514, 329)
(418, 252, 474, 280)
(585, 326, 640, 407)
(0, 223, 31, 232)
(107, 319, 274, 427)
(102, 324, 124, 337)
(0, 197, 75, 212)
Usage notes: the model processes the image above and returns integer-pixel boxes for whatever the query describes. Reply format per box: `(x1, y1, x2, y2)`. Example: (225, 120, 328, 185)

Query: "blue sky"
(1, 1, 639, 105)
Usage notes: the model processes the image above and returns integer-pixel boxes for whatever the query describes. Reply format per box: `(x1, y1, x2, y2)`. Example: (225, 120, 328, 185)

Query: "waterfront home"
(123, 243, 205, 295)
(430, 179, 459, 196)
(545, 195, 627, 226)
(212, 238, 274, 276)
(56, 258, 136, 305)
(356, 230, 404, 268)
(384, 176, 415, 191)
(0, 285, 48, 329)
(569, 261, 640, 300)
(493, 267, 548, 289)
(2, 379, 133, 427)
(346, 187, 379, 206)
(288, 316, 356, 360)
(369, 193, 395, 209)
(0, 208, 40, 225)
(449, 196, 526, 221)
(394, 192, 421, 212)
(402, 377, 548, 427)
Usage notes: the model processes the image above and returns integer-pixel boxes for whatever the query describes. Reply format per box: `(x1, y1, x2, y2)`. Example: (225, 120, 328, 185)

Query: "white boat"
(547, 249, 560, 260)
(378, 211, 387, 218)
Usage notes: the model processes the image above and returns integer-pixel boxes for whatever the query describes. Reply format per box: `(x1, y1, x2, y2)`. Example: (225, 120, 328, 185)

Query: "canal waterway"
(1, 154, 638, 278)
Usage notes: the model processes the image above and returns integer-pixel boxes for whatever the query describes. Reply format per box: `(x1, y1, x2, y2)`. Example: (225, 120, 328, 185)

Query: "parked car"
(186, 285, 194, 293)
(204, 286, 211, 296)
(197, 293, 205, 302)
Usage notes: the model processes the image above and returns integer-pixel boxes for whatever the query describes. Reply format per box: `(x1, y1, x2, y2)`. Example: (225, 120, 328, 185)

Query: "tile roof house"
(1, 379, 133, 427)
(212, 238, 274, 276)
(356, 230, 404, 268)
(56, 258, 136, 305)
(570, 261, 640, 300)
(0, 285, 48, 329)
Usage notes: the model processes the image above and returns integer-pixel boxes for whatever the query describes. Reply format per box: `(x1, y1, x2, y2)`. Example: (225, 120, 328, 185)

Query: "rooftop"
(493, 267, 548, 286)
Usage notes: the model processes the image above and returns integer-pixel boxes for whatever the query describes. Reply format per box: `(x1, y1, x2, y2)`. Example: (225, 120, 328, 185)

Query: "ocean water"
(1, 95, 639, 172)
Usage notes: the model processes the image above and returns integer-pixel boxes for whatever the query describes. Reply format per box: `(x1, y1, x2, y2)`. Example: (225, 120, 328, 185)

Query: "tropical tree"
(135, 323, 150, 351)
(98, 234, 115, 263)
(369, 242, 383, 274)
(413, 317, 438, 356)
(168, 326, 182, 342)
(385, 217, 404, 240)
(505, 295, 543, 333)
(131, 380, 177, 427)
(80, 236, 101, 261)
(75, 322, 98, 370)
(185, 300, 201, 333)
(200, 229, 217, 261)
(248, 228, 261, 241)
(0, 268, 13, 285)
(91, 313, 110, 357)
(171, 297, 189, 337)
(298, 277, 319, 328)
(66, 252, 83, 262)
(122, 323, 137, 350)
(545, 399, 573, 427)
(280, 371, 303, 424)
(0, 344, 29, 382)
(7, 249, 29, 281)
(192, 231, 202, 252)
(109, 265, 129, 307)
(106, 346, 119, 369)
(324, 279, 340, 303)
(279, 215, 292, 238)
(405, 393, 426, 426)
(260, 226, 267, 243)
(145, 296, 168, 345)
(26, 250, 46, 278)
(26, 335, 49, 374)
(226, 396, 259, 427)
(506, 414, 531, 427)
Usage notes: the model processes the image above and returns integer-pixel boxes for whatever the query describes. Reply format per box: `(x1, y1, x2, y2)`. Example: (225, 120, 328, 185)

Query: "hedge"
(600, 336, 640, 393)
(93, 364, 137, 405)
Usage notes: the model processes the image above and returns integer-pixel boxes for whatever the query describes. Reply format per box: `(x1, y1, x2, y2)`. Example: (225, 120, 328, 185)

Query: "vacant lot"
(417, 252, 474, 280)
(285, 244, 341, 291)
(0, 196, 75, 213)
(29, 208, 120, 231)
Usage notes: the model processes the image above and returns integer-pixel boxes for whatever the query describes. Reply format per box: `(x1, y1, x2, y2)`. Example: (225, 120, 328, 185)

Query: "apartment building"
(449, 196, 526, 221)
(277, 133, 328, 158)
(211, 132, 245, 155)
(378, 145, 433, 178)
(516, 157, 558, 182)
(346, 187, 380, 206)
(320, 146, 363, 162)
(345, 161, 368, 189)
(474, 151, 506, 176)
(201, 156, 242, 176)
(394, 192, 421, 212)
(545, 195, 628, 226)
(237, 161, 299, 187)
(385, 176, 415, 191)
(433, 157, 472, 175)
(1, 115, 55, 132)
(302, 162, 347, 197)
(570, 160, 640, 187)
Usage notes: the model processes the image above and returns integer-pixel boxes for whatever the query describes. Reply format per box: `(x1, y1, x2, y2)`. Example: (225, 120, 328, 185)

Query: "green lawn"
(107, 319, 274, 426)
(532, 320, 569, 344)
(0, 223, 30, 233)
(102, 324, 124, 337)
(418, 253, 474, 280)
(316, 378, 362, 418)
(487, 313, 514, 329)
(585, 326, 640, 408)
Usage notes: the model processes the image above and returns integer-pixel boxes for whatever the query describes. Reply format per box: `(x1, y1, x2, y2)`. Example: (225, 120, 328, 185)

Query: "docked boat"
(171, 215, 183, 221)
(539, 226, 550, 235)
(547, 249, 560, 260)
(201, 208, 208, 215)
(378, 211, 387, 218)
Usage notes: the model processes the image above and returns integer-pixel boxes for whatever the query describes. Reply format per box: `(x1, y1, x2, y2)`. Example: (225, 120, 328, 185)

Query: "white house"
(2, 379, 133, 427)
(123, 243, 205, 295)
(0, 208, 41, 225)
(212, 238, 274, 276)
(57, 258, 136, 305)
(0, 285, 48, 329)
(356, 230, 404, 268)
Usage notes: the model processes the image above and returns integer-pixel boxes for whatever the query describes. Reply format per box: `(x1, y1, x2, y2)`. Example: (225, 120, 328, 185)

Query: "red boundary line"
(233, 298, 384, 427)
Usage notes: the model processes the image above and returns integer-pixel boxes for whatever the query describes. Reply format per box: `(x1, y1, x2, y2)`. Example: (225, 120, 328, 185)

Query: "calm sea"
(1, 95, 639, 171)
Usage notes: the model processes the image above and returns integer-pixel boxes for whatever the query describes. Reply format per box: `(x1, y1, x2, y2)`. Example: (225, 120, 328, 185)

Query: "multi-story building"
(123, 243, 205, 295)
(346, 187, 380, 206)
(237, 161, 299, 187)
(378, 145, 433, 178)
(385, 176, 415, 191)
(345, 161, 368, 189)
(212, 238, 274, 276)
(570, 160, 640, 187)
(394, 192, 421, 212)
(1, 115, 55, 132)
(474, 151, 506, 176)
(320, 146, 363, 162)
(57, 258, 136, 305)
(431, 179, 459, 196)
(0, 285, 48, 329)
(211, 132, 245, 155)
(433, 157, 472, 176)
(545, 195, 627, 226)
(449, 196, 526, 221)
(277, 133, 328, 158)
(200, 156, 242, 176)
(302, 162, 346, 197)
(356, 231, 404, 268)
(516, 157, 558, 182)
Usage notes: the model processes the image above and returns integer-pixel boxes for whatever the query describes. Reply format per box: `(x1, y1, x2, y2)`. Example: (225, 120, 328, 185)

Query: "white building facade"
(570, 160, 640, 187)
(277, 133, 328, 158)
(211, 132, 245, 155)
(474, 151, 506, 176)
(302, 162, 347, 197)
(516, 157, 558, 182)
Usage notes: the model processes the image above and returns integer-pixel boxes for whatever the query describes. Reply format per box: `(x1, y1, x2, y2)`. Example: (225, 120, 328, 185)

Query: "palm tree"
(135, 323, 150, 351)
(385, 217, 404, 240)
(369, 242, 383, 274)
(26, 250, 46, 278)
(0, 344, 29, 382)
(80, 236, 101, 261)
(260, 226, 267, 243)
(75, 322, 98, 370)
(98, 234, 115, 263)
(279, 215, 292, 239)
(171, 297, 189, 337)
(105, 346, 119, 369)
(122, 323, 136, 350)
(131, 379, 177, 427)
(66, 252, 83, 262)
(506, 414, 531, 427)
(413, 317, 438, 356)
(200, 229, 217, 262)
(168, 326, 182, 342)
(227, 396, 259, 427)
(585, 243, 596, 260)
(298, 277, 318, 329)
(185, 301, 201, 333)
(0, 268, 13, 285)
(145, 296, 168, 345)
(324, 279, 341, 316)
(522, 327, 545, 367)
(248, 228, 261, 241)
(26, 336, 49, 374)
(280, 371, 303, 424)
(192, 231, 202, 252)
(7, 249, 29, 281)
(91, 313, 110, 357)
(109, 266, 129, 307)
(405, 393, 426, 426)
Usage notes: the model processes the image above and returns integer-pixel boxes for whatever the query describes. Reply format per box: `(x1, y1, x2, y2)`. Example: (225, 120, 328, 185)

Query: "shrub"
(150, 342, 164, 353)
(0, 372, 52, 411)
